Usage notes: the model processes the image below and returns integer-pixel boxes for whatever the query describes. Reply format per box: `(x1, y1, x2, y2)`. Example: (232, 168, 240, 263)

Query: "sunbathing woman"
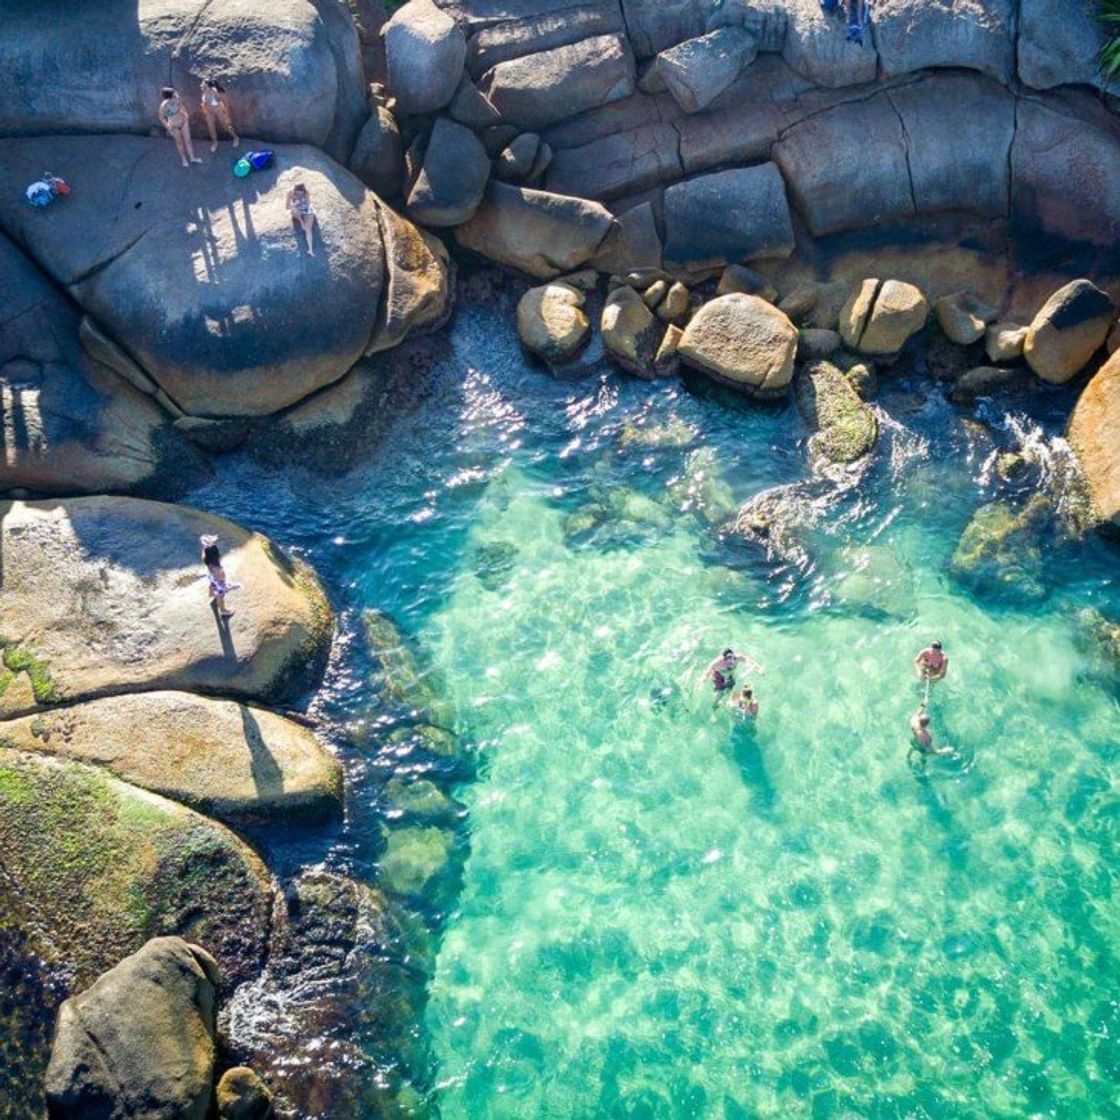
(286, 182, 318, 256)
(200, 78, 239, 154)
(159, 87, 202, 167)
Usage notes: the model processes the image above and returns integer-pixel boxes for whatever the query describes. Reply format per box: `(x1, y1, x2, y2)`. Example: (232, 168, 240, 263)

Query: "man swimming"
(914, 641, 948, 682)
(909, 705, 953, 758)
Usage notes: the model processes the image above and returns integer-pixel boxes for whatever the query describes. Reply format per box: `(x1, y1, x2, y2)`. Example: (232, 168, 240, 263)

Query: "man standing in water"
(909, 705, 953, 759)
(914, 641, 948, 682)
(705, 648, 762, 708)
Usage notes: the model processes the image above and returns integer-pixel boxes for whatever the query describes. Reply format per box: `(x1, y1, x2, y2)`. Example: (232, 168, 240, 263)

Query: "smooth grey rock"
(654, 27, 758, 114)
(887, 74, 1015, 219)
(0, 136, 448, 419)
(1019, 0, 1110, 92)
(0, 0, 366, 161)
(349, 105, 403, 200)
(1011, 92, 1120, 248)
(774, 91, 912, 236)
(797, 328, 841, 360)
(622, 0, 718, 57)
(449, 73, 502, 129)
(0, 235, 208, 498)
(383, 0, 467, 114)
(407, 117, 490, 226)
(45, 938, 219, 1120)
(663, 164, 794, 270)
(716, 264, 778, 302)
(456, 182, 615, 278)
(782, 0, 878, 88)
(874, 0, 1015, 82)
(496, 133, 542, 182)
(546, 122, 682, 201)
(480, 33, 636, 131)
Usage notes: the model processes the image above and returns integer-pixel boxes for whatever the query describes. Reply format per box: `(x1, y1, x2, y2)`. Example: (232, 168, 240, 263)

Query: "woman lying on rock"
(201, 535, 241, 618)
(286, 182, 318, 257)
(199, 78, 239, 154)
(158, 87, 202, 167)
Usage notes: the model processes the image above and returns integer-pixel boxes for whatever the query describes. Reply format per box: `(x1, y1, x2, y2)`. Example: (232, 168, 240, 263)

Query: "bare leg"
(220, 105, 239, 146)
(172, 128, 190, 167)
(301, 214, 317, 256)
(182, 127, 202, 164)
(204, 111, 218, 154)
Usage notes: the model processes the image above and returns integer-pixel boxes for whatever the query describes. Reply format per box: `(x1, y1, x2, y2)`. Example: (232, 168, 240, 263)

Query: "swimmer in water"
(909, 705, 953, 759)
(705, 648, 745, 707)
(735, 684, 759, 720)
(914, 640, 948, 683)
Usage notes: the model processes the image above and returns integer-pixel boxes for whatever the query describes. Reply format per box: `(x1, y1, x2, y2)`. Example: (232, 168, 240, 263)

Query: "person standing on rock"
(159, 87, 202, 167)
(286, 183, 318, 257)
(199, 79, 239, 154)
(201, 535, 240, 618)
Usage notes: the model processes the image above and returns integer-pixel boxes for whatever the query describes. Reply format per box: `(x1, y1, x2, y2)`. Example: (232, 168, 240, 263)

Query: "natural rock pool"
(190, 293, 1119, 1118)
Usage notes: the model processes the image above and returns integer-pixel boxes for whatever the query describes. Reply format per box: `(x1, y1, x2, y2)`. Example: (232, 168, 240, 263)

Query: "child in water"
(735, 685, 759, 720)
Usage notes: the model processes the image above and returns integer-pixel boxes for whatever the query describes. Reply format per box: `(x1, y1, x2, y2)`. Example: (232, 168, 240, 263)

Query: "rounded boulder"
(678, 293, 797, 396)
(1023, 279, 1115, 384)
(517, 282, 591, 364)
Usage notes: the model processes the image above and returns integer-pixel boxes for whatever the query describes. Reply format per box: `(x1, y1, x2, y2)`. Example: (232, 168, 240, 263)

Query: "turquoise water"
(193, 294, 1120, 1118)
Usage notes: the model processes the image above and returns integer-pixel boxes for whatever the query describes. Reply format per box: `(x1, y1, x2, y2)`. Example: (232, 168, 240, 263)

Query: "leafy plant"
(1099, 0, 1120, 77)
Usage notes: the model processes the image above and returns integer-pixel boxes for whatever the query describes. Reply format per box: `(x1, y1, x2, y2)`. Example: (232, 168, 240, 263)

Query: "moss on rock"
(795, 360, 879, 464)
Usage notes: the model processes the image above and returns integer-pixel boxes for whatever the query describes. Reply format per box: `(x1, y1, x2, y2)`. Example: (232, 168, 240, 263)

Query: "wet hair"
(203, 543, 221, 567)
(918, 713, 930, 726)
(932, 641, 943, 651)
(161, 87, 176, 100)
(741, 686, 753, 699)
(203, 78, 225, 93)
(292, 182, 308, 193)
(722, 648, 734, 659)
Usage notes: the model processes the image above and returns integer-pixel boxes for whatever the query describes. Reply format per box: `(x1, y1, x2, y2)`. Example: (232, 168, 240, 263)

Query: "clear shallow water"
(191, 294, 1120, 1118)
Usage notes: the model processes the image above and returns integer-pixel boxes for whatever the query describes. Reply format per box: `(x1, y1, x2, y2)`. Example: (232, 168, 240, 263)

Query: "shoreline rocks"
(1066, 350, 1120, 529)
(0, 497, 333, 717)
(517, 282, 591, 364)
(839, 279, 929, 356)
(1023, 279, 1115, 384)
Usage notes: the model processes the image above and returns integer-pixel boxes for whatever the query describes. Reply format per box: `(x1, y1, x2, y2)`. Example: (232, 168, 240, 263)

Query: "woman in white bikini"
(159, 87, 202, 168)
(199, 78, 239, 154)
(201, 536, 241, 618)
(286, 182, 318, 257)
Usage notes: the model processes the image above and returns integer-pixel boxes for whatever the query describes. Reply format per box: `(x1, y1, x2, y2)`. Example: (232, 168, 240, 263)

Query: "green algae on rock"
(0, 748, 273, 993)
(0, 498, 333, 718)
(364, 608, 453, 724)
(795, 359, 879, 465)
(950, 493, 1052, 601)
(0, 692, 342, 825)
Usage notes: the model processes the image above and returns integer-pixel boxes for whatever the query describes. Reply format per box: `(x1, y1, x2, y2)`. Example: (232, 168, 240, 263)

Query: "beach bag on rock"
(233, 157, 252, 178)
(25, 174, 69, 207)
(247, 150, 274, 171)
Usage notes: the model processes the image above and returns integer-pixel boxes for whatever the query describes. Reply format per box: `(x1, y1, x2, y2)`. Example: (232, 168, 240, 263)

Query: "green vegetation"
(1099, 0, 1120, 77)
(0, 639, 60, 704)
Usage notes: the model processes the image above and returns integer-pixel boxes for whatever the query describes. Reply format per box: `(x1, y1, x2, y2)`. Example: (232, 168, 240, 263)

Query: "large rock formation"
(383, 0, 467, 114)
(0, 234, 208, 497)
(678, 293, 797, 395)
(45, 938, 220, 1120)
(1066, 350, 1120, 529)
(0, 748, 273, 990)
(456, 182, 615, 278)
(0, 137, 450, 419)
(0, 497, 332, 717)
(0, 691, 342, 823)
(0, 0, 366, 161)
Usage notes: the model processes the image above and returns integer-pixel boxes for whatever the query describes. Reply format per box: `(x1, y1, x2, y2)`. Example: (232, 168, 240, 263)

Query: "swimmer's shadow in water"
(730, 724, 777, 816)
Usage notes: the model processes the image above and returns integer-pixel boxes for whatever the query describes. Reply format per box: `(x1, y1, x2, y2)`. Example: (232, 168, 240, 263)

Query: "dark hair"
(204, 78, 225, 93)
(293, 182, 308, 193)
(203, 543, 221, 567)
(722, 648, 734, 659)
(918, 713, 930, 726)
(161, 87, 176, 100)
(932, 641, 943, 650)
(742, 686, 752, 699)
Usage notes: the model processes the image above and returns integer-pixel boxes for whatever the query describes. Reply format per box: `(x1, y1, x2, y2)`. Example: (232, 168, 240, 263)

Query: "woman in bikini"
(286, 182, 318, 257)
(199, 78, 239, 154)
(201, 535, 240, 618)
(159, 87, 202, 168)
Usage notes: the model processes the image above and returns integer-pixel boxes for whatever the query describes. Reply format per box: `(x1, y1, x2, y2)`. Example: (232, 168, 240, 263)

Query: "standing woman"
(201, 535, 241, 618)
(286, 182, 318, 257)
(199, 78, 239, 154)
(158, 87, 202, 167)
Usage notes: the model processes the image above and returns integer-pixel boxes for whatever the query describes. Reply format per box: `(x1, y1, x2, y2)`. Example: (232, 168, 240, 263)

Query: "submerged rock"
(1066, 350, 1120, 529)
(619, 416, 697, 451)
(794, 360, 878, 465)
(364, 609, 453, 725)
(46, 937, 220, 1120)
(1075, 607, 1120, 678)
(1023, 279, 1115, 385)
(0, 692, 342, 824)
(951, 365, 1031, 403)
(216, 1066, 272, 1120)
(0, 498, 333, 717)
(379, 824, 458, 903)
(678, 294, 797, 396)
(666, 446, 737, 527)
(950, 493, 1052, 601)
(224, 870, 431, 1118)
